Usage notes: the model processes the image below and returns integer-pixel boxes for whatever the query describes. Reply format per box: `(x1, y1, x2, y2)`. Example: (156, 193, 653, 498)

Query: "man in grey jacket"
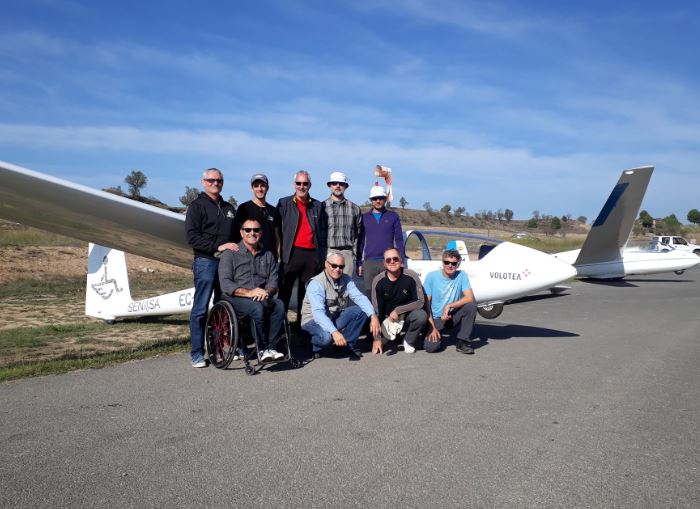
(219, 219, 285, 361)
(301, 252, 380, 361)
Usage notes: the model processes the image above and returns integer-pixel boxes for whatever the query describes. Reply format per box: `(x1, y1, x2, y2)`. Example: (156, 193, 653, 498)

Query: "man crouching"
(219, 219, 285, 361)
(301, 252, 381, 361)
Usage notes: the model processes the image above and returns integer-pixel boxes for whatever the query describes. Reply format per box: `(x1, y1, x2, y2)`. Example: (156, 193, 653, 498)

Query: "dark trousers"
(224, 296, 285, 351)
(425, 301, 477, 353)
(381, 309, 428, 347)
(362, 259, 384, 297)
(279, 248, 320, 320)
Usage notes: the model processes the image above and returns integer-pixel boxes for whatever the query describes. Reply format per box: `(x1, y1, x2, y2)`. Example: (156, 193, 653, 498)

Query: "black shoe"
(348, 348, 362, 361)
(384, 349, 397, 356)
(456, 340, 474, 355)
(312, 352, 322, 360)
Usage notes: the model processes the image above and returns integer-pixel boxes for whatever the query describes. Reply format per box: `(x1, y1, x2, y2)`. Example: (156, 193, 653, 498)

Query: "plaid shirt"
(323, 196, 363, 253)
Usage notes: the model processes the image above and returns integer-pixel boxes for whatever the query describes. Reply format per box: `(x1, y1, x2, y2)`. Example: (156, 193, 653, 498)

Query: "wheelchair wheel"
(205, 300, 238, 369)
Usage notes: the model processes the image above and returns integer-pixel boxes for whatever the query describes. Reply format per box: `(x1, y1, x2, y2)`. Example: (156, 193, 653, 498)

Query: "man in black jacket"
(185, 168, 238, 368)
(276, 170, 327, 328)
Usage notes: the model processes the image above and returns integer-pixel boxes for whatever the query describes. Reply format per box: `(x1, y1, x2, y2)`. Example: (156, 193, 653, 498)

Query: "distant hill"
(102, 187, 185, 214)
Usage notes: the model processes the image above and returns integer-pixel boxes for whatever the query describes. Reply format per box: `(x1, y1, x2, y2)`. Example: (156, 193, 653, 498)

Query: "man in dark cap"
(235, 173, 282, 258)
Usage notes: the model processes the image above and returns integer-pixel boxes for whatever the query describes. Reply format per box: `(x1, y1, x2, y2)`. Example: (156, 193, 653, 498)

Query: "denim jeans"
(189, 257, 220, 362)
(302, 305, 367, 353)
(224, 296, 285, 351)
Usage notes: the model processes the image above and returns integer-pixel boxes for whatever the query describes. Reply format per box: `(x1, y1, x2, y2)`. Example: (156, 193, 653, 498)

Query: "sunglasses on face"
(443, 260, 459, 267)
(203, 178, 223, 184)
(295, 181, 310, 187)
(385, 256, 401, 264)
(328, 262, 345, 270)
(329, 182, 346, 187)
(242, 227, 261, 233)
(371, 197, 385, 201)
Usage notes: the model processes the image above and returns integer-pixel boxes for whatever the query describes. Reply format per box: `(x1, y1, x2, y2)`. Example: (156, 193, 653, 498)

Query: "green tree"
(454, 206, 465, 218)
(124, 170, 147, 198)
(399, 196, 408, 209)
(504, 208, 514, 223)
(527, 218, 538, 228)
(551, 216, 562, 230)
(687, 208, 700, 225)
(532, 210, 541, 221)
(179, 186, 200, 207)
(440, 204, 452, 217)
(639, 210, 653, 228)
(663, 214, 681, 234)
(577, 215, 587, 224)
(423, 202, 433, 214)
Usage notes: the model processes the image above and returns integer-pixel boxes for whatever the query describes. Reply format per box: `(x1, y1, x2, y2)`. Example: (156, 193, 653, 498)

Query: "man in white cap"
(357, 183, 405, 295)
(235, 173, 281, 258)
(322, 171, 363, 277)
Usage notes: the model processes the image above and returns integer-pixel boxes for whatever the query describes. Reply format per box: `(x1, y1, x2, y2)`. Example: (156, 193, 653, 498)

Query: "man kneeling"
(219, 219, 285, 361)
(424, 248, 478, 354)
(301, 252, 380, 360)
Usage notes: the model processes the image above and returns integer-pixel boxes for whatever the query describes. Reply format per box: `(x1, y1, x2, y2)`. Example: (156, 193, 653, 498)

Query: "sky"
(1, 0, 699, 221)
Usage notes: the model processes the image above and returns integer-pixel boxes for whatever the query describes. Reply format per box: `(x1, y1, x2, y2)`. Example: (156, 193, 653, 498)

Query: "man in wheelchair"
(218, 218, 285, 361)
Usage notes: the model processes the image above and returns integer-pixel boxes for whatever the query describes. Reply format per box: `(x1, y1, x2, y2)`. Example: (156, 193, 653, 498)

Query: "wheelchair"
(204, 299, 301, 374)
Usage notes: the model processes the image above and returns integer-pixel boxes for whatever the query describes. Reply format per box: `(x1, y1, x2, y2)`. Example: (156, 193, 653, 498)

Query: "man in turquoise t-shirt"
(423, 248, 478, 354)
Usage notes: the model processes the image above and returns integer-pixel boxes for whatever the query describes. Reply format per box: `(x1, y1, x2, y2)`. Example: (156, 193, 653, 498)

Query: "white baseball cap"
(327, 171, 349, 186)
(369, 183, 387, 199)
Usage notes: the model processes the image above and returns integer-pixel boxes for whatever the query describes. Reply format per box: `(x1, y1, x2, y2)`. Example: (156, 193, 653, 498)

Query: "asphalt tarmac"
(2, 269, 699, 508)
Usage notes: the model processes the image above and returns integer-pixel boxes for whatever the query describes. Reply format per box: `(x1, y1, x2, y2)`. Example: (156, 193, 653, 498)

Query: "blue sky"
(1, 0, 699, 221)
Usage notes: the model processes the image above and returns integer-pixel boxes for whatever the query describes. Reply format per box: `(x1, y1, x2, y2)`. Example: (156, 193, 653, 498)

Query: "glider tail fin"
(85, 243, 133, 320)
(574, 166, 654, 266)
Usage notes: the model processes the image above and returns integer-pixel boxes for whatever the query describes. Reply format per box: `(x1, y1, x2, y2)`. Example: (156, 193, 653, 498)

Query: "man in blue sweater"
(357, 184, 405, 295)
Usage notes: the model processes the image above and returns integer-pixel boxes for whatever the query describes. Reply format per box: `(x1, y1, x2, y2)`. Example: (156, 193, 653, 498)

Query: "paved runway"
(2, 269, 699, 508)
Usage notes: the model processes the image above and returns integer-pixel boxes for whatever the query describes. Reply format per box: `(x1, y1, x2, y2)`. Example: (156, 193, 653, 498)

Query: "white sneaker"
(260, 350, 274, 362)
(270, 349, 284, 360)
(191, 359, 207, 368)
(402, 340, 416, 354)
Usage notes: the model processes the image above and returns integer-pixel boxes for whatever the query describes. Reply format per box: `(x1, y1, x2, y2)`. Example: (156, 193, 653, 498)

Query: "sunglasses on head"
(295, 181, 310, 187)
(384, 256, 401, 264)
(203, 178, 223, 184)
(328, 262, 345, 270)
(242, 227, 261, 233)
(442, 260, 459, 267)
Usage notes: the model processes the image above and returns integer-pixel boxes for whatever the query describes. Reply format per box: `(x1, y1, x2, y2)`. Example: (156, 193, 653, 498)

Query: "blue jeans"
(224, 296, 285, 351)
(189, 257, 220, 362)
(302, 305, 367, 353)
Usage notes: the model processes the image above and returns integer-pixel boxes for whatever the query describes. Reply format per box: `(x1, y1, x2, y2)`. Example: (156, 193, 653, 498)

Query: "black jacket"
(185, 193, 238, 259)
(276, 195, 327, 264)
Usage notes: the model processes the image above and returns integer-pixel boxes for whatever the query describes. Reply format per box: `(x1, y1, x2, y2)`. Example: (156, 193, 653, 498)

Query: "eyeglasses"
(328, 263, 345, 270)
(203, 178, 223, 184)
(295, 181, 310, 187)
(384, 256, 401, 264)
(242, 227, 261, 233)
(329, 182, 346, 187)
(442, 260, 459, 267)
(371, 196, 385, 201)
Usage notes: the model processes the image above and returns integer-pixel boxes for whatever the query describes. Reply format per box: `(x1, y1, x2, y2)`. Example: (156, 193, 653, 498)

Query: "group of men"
(185, 167, 477, 367)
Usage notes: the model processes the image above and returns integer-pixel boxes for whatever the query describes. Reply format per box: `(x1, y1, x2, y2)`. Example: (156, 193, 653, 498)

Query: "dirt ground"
(0, 247, 192, 365)
(0, 245, 188, 283)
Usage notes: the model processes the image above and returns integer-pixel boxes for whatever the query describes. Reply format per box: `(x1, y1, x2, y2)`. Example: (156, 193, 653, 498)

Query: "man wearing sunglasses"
(185, 168, 239, 368)
(357, 184, 404, 296)
(300, 252, 381, 361)
(423, 249, 478, 355)
(276, 170, 327, 329)
(219, 219, 285, 362)
(234, 173, 281, 258)
(370, 248, 428, 355)
(323, 171, 362, 277)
